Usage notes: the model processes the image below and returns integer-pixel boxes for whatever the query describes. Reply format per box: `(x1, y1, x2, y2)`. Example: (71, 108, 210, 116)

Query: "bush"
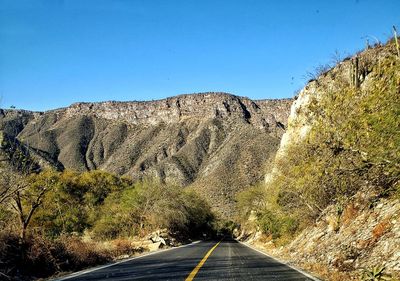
(0, 232, 112, 280)
(111, 238, 142, 257)
(0, 169, 215, 279)
(266, 52, 400, 225)
(256, 210, 299, 239)
(91, 180, 215, 240)
(0, 232, 20, 279)
(257, 210, 281, 238)
(30, 169, 133, 238)
(236, 183, 266, 223)
(57, 236, 111, 270)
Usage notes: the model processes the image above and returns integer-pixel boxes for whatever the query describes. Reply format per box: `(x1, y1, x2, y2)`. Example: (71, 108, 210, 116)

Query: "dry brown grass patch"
(301, 262, 355, 281)
(372, 217, 391, 240)
(341, 203, 359, 225)
(111, 238, 144, 257)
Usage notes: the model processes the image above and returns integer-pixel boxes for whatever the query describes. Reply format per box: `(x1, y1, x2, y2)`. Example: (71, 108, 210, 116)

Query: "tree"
(236, 183, 266, 223)
(10, 170, 59, 241)
(31, 170, 88, 237)
(0, 167, 25, 204)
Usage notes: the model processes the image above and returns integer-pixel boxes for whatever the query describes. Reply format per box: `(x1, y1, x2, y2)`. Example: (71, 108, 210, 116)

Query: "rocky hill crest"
(65, 93, 290, 128)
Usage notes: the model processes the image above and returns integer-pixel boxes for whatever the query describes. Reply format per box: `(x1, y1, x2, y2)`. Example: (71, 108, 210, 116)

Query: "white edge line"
(52, 240, 202, 281)
(237, 240, 322, 281)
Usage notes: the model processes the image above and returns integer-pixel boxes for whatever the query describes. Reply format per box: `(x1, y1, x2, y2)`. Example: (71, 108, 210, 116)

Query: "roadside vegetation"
(0, 164, 215, 280)
(236, 38, 400, 246)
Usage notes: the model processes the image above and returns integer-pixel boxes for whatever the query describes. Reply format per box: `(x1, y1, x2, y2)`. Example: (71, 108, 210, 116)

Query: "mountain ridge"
(0, 92, 292, 217)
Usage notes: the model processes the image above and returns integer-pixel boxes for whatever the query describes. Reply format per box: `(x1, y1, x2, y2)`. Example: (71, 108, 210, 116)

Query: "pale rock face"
(276, 82, 318, 158)
(264, 83, 317, 183)
(63, 93, 291, 131)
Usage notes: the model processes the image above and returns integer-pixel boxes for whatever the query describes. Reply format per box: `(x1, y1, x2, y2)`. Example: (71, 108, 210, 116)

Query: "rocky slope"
(244, 187, 400, 280)
(253, 41, 400, 279)
(284, 188, 400, 280)
(0, 92, 292, 217)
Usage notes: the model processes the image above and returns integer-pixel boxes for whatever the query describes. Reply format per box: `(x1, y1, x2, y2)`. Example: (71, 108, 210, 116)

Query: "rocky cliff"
(0, 92, 292, 217)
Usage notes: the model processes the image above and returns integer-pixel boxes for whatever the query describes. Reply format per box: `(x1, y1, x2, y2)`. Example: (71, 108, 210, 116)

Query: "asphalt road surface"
(56, 239, 318, 281)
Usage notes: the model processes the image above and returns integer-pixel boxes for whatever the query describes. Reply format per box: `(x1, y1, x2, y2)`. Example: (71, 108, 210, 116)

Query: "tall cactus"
(350, 56, 360, 88)
(393, 26, 400, 57)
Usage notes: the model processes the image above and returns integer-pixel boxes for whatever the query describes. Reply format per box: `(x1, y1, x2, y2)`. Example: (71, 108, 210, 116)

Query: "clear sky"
(0, 0, 399, 111)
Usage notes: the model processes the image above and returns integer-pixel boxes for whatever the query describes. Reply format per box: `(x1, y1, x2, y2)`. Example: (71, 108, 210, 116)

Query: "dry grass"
(341, 203, 359, 226)
(0, 232, 144, 280)
(372, 217, 391, 240)
(302, 262, 356, 281)
(59, 236, 111, 268)
(111, 238, 144, 257)
(356, 238, 373, 249)
(326, 214, 340, 232)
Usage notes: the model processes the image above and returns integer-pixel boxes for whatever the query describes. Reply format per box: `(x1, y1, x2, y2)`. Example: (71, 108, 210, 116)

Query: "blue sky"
(0, 0, 399, 111)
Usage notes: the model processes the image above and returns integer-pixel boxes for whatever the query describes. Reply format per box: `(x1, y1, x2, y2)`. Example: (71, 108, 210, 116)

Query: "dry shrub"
(372, 218, 391, 240)
(59, 236, 111, 269)
(258, 234, 273, 244)
(111, 238, 143, 257)
(0, 233, 61, 279)
(341, 203, 359, 225)
(0, 232, 21, 279)
(0, 232, 148, 280)
(25, 235, 60, 277)
(0, 233, 113, 280)
(302, 262, 354, 281)
(356, 238, 373, 249)
(326, 214, 340, 232)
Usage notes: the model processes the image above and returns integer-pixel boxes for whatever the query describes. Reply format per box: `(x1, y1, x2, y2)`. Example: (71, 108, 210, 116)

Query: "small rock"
(116, 254, 130, 260)
(148, 242, 163, 251)
(313, 231, 326, 241)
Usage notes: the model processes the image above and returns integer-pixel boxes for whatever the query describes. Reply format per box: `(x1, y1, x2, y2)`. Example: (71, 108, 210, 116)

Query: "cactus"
(393, 26, 400, 58)
(360, 266, 392, 281)
(350, 56, 360, 88)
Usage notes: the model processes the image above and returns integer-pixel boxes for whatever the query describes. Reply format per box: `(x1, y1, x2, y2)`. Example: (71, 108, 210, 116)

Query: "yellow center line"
(185, 240, 223, 281)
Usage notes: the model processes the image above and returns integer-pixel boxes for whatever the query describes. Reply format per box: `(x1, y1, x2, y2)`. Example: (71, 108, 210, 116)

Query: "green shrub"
(257, 210, 281, 238)
(236, 183, 266, 223)
(269, 53, 400, 223)
(91, 179, 215, 239)
(280, 216, 299, 235)
(360, 265, 392, 281)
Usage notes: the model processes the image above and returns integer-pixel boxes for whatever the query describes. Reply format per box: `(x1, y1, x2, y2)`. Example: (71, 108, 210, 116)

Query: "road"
(56, 239, 318, 281)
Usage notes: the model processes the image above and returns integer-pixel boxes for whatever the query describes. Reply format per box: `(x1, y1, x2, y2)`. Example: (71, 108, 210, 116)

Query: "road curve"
(55, 239, 318, 281)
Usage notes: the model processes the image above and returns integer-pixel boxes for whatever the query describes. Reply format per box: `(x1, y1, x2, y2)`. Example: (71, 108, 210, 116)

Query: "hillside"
(0, 93, 292, 217)
(238, 39, 400, 280)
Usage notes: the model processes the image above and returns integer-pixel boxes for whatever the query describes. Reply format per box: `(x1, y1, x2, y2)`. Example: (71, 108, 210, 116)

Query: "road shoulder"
(52, 240, 201, 281)
(237, 240, 322, 281)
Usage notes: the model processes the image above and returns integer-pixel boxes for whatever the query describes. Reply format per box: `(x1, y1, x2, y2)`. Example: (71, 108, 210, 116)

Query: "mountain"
(0, 92, 292, 217)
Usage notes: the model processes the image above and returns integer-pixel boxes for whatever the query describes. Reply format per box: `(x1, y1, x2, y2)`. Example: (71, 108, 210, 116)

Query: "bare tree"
(303, 63, 332, 82)
(0, 167, 27, 204)
(330, 49, 343, 65)
(9, 171, 57, 241)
